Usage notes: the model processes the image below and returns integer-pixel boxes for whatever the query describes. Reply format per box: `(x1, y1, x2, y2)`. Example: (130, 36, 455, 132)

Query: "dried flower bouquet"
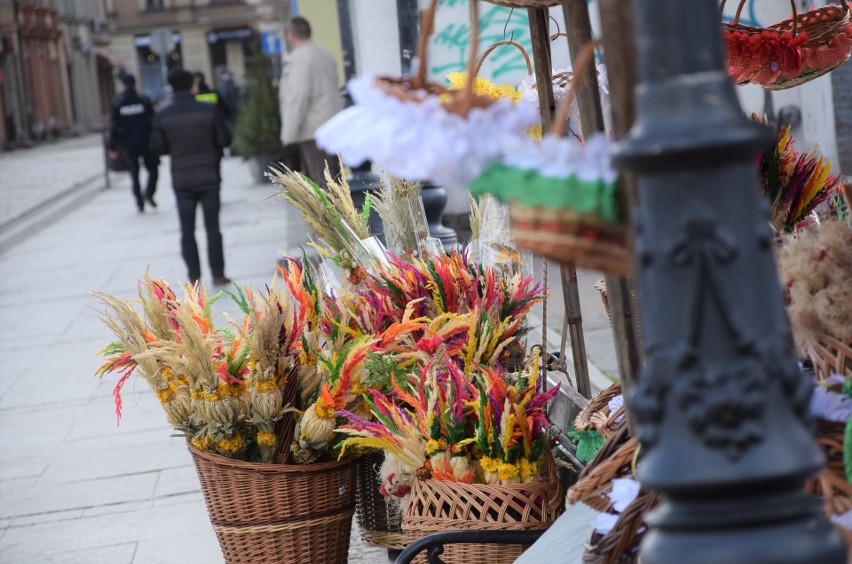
(94, 263, 316, 463)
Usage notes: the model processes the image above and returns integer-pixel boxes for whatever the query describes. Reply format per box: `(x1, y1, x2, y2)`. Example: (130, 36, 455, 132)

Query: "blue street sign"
(261, 32, 281, 55)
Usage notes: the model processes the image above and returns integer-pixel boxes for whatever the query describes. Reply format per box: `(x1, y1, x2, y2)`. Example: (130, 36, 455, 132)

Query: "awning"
(95, 50, 124, 71)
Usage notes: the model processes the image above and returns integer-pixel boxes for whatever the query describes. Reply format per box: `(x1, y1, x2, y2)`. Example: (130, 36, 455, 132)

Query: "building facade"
(0, 0, 113, 148)
(106, 0, 285, 104)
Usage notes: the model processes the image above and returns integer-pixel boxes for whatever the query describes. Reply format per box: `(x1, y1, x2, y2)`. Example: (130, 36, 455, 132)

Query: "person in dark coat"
(217, 69, 240, 125)
(108, 72, 159, 212)
(150, 69, 232, 286)
(192, 71, 231, 120)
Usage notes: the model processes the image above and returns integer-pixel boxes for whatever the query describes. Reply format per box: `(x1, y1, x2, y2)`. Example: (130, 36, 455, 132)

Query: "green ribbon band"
(469, 163, 621, 225)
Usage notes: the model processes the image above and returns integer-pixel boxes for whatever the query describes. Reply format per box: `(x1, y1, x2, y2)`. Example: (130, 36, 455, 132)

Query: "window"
(146, 0, 164, 10)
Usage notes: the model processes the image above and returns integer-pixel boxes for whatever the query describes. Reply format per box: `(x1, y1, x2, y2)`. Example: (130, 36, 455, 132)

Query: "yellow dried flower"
(527, 460, 540, 478)
(445, 72, 522, 103)
(155, 382, 176, 403)
(425, 438, 447, 455)
(518, 458, 532, 480)
(480, 456, 499, 473)
(218, 431, 245, 453)
(257, 431, 277, 448)
(256, 379, 278, 393)
(190, 435, 209, 450)
(498, 462, 519, 481)
(314, 397, 336, 419)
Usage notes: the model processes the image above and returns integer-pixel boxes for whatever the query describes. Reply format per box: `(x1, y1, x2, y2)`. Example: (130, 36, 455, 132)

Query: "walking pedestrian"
(150, 69, 232, 287)
(279, 16, 343, 186)
(217, 69, 240, 125)
(192, 71, 230, 119)
(108, 72, 159, 212)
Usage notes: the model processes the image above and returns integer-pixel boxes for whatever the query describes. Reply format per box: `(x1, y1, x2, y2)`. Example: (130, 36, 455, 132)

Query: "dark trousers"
(121, 146, 159, 206)
(298, 139, 341, 187)
(175, 186, 225, 281)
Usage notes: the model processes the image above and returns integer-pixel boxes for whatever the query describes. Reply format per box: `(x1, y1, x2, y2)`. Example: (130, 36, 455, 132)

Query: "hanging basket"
(316, 0, 538, 187)
(470, 41, 629, 275)
(188, 444, 358, 564)
(808, 334, 852, 379)
(508, 203, 629, 275)
(481, 0, 560, 8)
(722, 0, 852, 90)
(401, 454, 564, 564)
(354, 451, 407, 550)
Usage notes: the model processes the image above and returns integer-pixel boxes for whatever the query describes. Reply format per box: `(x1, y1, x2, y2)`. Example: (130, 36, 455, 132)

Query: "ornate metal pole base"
(613, 1, 846, 562)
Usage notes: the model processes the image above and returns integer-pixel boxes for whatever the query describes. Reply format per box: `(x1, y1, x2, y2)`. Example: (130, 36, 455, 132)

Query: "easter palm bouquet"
(94, 262, 316, 464)
(267, 163, 388, 285)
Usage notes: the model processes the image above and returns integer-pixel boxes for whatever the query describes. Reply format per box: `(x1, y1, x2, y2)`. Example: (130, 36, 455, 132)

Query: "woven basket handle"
(550, 39, 600, 137)
(474, 39, 533, 77)
(720, 0, 799, 36)
(458, 0, 480, 112)
(413, 0, 440, 89)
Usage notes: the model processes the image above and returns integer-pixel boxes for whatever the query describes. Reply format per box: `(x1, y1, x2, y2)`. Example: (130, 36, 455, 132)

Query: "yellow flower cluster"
(155, 381, 177, 403)
(190, 382, 228, 402)
(425, 438, 447, 455)
(480, 456, 499, 473)
(350, 380, 365, 396)
(255, 379, 278, 393)
(217, 431, 245, 453)
(190, 435, 209, 450)
(314, 397, 336, 419)
(256, 431, 277, 448)
(497, 461, 519, 481)
(518, 458, 539, 480)
(446, 73, 522, 103)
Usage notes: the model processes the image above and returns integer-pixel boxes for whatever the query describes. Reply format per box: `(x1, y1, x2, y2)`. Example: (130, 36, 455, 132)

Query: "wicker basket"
(402, 455, 565, 563)
(509, 203, 629, 275)
(482, 0, 560, 7)
(574, 382, 624, 440)
(188, 444, 358, 564)
(504, 40, 629, 276)
(567, 422, 638, 512)
(808, 334, 852, 379)
(583, 491, 661, 564)
(355, 451, 407, 550)
(722, 0, 852, 90)
(567, 420, 657, 563)
(804, 416, 852, 545)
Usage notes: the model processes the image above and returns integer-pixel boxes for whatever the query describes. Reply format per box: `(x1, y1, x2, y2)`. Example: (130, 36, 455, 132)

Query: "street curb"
(0, 172, 106, 254)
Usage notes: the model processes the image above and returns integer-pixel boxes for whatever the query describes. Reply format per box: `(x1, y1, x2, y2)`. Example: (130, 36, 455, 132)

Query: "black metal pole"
(613, 0, 845, 562)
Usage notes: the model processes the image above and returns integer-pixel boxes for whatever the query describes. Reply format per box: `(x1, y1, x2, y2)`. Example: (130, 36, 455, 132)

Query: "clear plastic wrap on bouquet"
(469, 194, 531, 277)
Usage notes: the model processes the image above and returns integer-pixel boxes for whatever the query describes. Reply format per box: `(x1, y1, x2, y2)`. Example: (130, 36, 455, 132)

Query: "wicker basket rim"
(574, 382, 622, 431)
(187, 442, 356, 474)
(722, 0, 850, 35)
(482, 0, 561, 7)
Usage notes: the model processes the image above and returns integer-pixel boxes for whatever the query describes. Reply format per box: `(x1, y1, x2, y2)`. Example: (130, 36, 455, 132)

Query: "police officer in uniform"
(108, 72, 159, 212)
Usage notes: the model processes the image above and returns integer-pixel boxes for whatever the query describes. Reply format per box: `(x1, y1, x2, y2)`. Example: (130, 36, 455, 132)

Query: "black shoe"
(145, 195, 157, 208)
(212, 276, 232, 286)
(137, 201, 144, 213)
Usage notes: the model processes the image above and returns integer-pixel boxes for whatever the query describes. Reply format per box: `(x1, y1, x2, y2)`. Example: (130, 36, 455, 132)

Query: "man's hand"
(108, 150, 119, 159)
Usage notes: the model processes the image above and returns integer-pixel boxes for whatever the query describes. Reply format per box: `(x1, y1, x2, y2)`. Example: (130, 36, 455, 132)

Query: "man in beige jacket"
(279, 16, 343, 186)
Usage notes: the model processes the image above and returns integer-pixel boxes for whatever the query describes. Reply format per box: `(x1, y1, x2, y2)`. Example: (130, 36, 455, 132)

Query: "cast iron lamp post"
(613, 0, 845, 562)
